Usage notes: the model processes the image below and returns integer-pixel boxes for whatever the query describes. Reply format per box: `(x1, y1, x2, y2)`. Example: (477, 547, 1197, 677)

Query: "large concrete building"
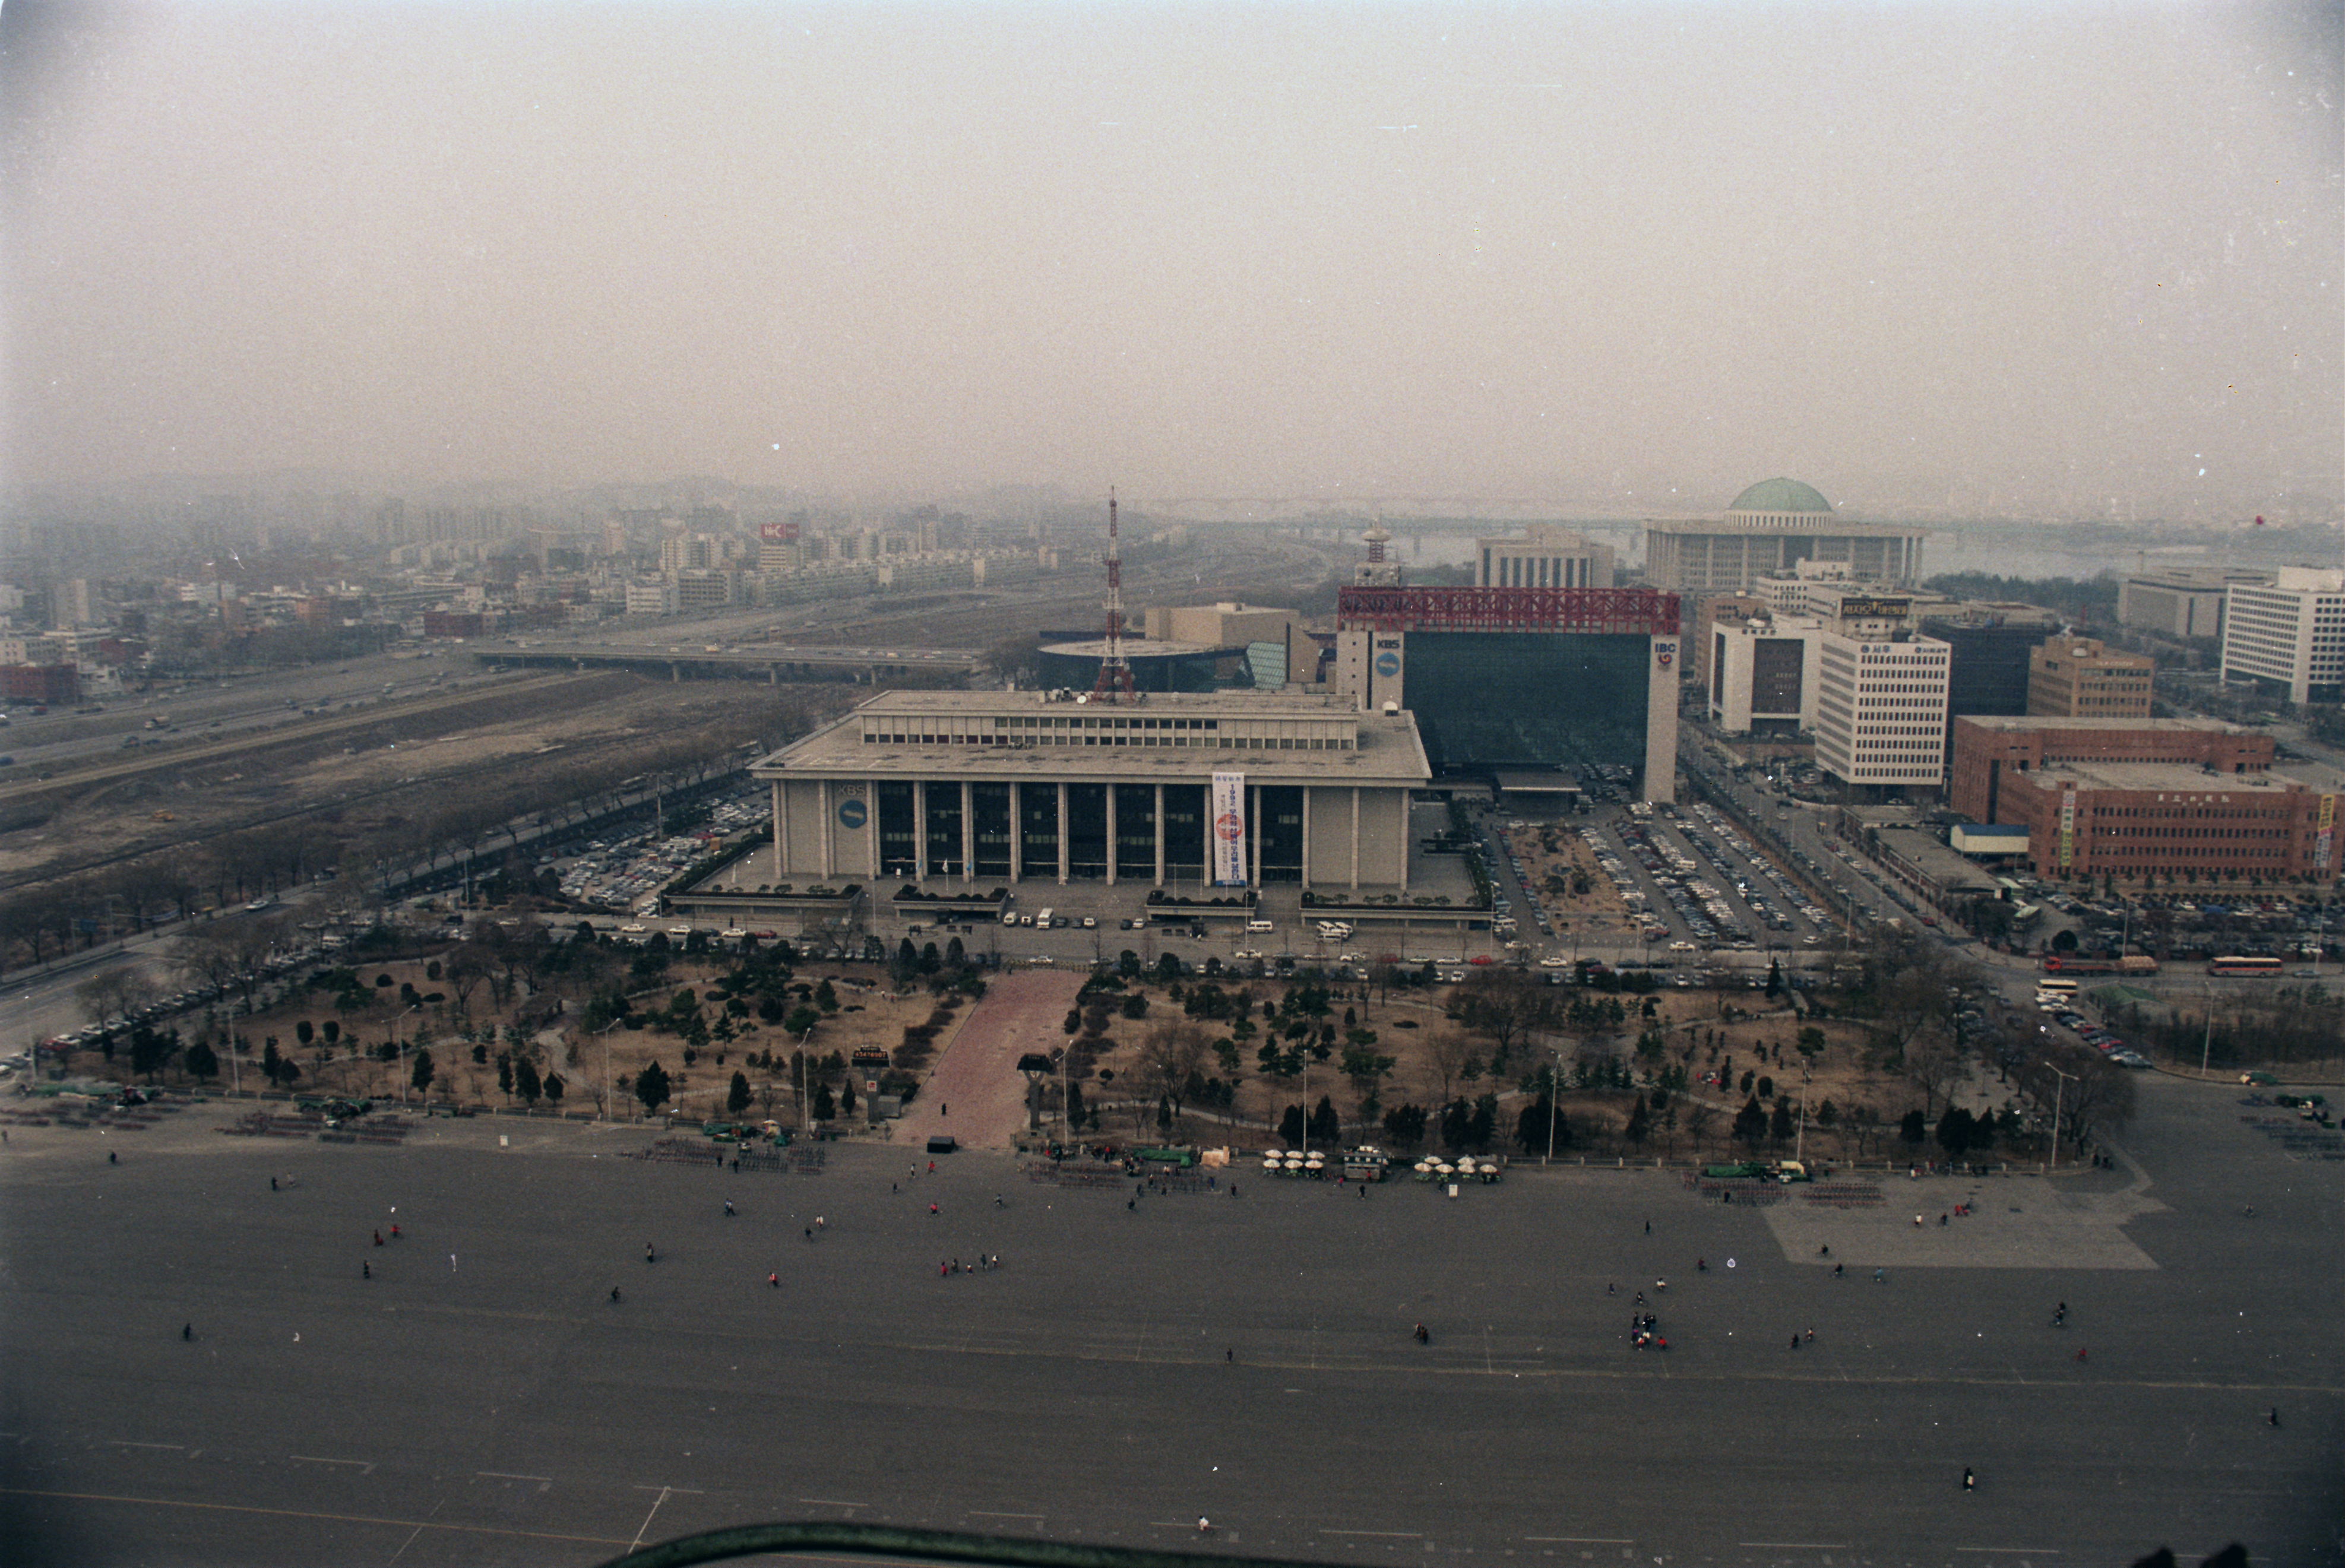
(2027, 637, 2154, 718)
(1641, 479, 1929, 594)
(1707, 615, 1822, 736)
(2118, 565, 2271, 642)
(1947, 716, 2338, 884)
(1473, 525, 1616, 590)
(2221, 567, 2345, 706)
(1331, 583, 1681, 801)
(754, 689, 1432, 891)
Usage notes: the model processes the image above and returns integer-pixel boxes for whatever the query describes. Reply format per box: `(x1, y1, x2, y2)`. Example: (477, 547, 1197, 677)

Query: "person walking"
(723, 1199, 735, 1217)
(1962, 1466, 1976, 1492)
(769, 1272, 780, 1288)
(182, 1323, 193, 1341)
(362, 1262, 371, 1279)
(645, 1244, 657, 1264)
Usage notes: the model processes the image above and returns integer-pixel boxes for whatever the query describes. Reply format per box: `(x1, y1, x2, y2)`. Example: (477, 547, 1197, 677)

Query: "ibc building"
(1330, 528, 1681, 802)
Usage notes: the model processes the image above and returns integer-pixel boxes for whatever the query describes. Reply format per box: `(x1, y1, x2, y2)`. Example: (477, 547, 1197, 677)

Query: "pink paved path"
(894, 969, 1085, 1152)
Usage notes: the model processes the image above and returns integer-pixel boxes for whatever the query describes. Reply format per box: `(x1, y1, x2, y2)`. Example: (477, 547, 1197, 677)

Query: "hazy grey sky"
(3, 1, 2337, 517)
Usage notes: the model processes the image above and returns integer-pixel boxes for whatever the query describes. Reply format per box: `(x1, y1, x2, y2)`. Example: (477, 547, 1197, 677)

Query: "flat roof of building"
(754, 689, 1432, 785)
(1039, 639, 1235, 659)
(1952, 715, 2249, 735)
(1643, 517, 1928, 537)
(2010, 761, 2315, 794)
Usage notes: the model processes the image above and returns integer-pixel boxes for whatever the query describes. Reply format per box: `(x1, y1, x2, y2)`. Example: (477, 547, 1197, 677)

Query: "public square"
(2, 1072, 2338, 1568)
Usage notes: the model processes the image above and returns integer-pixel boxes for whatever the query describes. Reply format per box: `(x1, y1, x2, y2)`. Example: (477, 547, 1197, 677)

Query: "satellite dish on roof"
(1382, 700, 1399, 716)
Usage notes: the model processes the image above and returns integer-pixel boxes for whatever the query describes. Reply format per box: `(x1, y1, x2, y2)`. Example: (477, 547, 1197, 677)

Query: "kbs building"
(1641, 479, 1929, 594)
(1946, 717, 2337, 884)
(754, 689, 1431, 891)
(2027, 638, 2154, 718)
(1331, 584, 1681, 802)
(2221, 567, 2345, 706)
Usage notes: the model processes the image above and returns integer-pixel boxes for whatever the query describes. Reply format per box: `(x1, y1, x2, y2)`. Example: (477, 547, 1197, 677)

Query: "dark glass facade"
(1115, 784, 1157, 879)
(1925, 620, 2040, 721)
(1258, 785, 1303, 882)
(971, 784, 1013, 879)
(1405, 632, 1650, 779)
(877, 781, 918, 876)
(922, 781, 963, 878)
(1163, 783, 1206, 880)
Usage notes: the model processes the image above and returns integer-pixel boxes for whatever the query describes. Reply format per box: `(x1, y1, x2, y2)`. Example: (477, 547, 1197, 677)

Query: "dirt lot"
(1498, 819, 1634, 930)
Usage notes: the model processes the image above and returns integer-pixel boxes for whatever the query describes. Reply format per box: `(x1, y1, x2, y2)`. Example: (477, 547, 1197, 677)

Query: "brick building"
(2027, 638, 2154, 718)
(1947, 717, 2338, 883)
(0, 665, 81, 705)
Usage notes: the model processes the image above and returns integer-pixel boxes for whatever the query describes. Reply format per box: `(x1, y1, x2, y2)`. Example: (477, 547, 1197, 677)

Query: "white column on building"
(1299, 786, 1311, 886)
(867, 781, 880, 880)
(913, 781, 928, 886)
(1153, 783, 1166, 886)
(774, 780, 788, 881)
(1056, 782, 1069, 884)
(1105, 783, 1118, 886)
(1008, 783, 1023, 882)
(818, 781, 833, 879)
(960, 781, 974, 883)
(1350, 787, 1361, 889)
(1248, 786, 1261, 888)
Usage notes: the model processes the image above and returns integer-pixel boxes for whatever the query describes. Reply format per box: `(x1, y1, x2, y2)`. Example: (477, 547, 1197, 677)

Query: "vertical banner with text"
(1210, 771, 1248, 885)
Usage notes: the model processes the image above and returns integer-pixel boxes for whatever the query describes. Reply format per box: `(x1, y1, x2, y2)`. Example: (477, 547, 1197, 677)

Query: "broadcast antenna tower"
(1093, 490, 1135, 699)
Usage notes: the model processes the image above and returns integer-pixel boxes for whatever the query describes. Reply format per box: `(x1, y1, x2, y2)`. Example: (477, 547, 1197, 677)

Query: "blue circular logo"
(836, 799, 868, 829)
(1374, 651, 1401, 677)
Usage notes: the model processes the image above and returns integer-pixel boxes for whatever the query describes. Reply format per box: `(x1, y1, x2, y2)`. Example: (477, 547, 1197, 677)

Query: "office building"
(2027, 638, 2154, 718)
(1947, 717, 2336, 884)
(2118, 566, 2270, 642)
(755, 690, 1431, 889)
(1708, 614, 1822, 736)
(2221, 568, 2345, 705)
(1474, 525, 1615, 590)
(1812, 629, 1951, 788)
(1641, 479, 1929, 594)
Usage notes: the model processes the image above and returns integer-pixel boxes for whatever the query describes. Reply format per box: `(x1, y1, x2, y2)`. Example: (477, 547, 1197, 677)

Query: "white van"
(1246, 917, 1275, 933)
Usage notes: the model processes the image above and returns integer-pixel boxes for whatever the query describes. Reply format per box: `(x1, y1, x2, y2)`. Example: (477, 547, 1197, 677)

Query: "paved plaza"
(0, 1074, 2338, 1568)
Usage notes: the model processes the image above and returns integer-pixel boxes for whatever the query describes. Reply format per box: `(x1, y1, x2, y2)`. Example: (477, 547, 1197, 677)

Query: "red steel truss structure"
(1337, 585, 1681, 636)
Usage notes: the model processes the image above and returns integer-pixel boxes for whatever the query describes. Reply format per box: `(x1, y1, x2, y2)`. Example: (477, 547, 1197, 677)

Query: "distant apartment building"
(625, 581, 679, 617)
(2118, 565, 2271, 642)
(2027, 637, 2154, 718)
(2221, 568, 2345, 705)
(659, 534, 719, 574)
(1474, 524, 1616, 589)
(1812, 630, 1951, 788)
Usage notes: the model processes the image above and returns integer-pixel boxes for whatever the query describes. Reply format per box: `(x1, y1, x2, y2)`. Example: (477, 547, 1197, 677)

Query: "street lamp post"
(1546, 1047, 1567, 1165)
(2042, 1060, 2077, 1171)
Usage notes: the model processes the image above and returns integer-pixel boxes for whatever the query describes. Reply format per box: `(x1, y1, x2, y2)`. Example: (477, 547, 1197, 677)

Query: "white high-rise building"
(2221, 568, 2345, 706)
(1813, 630, 1952, 788)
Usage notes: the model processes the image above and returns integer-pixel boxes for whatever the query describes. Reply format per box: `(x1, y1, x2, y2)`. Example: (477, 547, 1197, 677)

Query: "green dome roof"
(1728, 477, 1833, 514)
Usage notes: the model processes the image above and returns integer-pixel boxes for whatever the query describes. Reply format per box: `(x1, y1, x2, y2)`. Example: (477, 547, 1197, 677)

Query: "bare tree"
(1139, 1019, 1213, 1123)
(1903, 1028, 1966, 1118)
(1423, 1027, 1478, 1110)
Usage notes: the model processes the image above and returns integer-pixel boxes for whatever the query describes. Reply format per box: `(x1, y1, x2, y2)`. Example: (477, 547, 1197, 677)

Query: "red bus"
(2207, 955, 2284, 977)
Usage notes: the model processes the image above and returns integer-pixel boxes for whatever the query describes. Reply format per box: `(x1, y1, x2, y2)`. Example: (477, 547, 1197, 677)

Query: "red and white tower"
(1093, 490, 1135, 698)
